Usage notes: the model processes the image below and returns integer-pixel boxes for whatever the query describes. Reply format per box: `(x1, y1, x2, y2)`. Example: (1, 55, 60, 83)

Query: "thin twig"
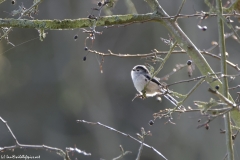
(155, 78, 205, 119)
(112, 151, 132, 160)
(229, 85, 240, 90)
(77, 120, 168, 160)
(154, 41, 178, 76)
(153, 107, 233, 120)
(0, 117, 19, 144)
(0, 0, 43, 40)
(136, 138, 144, 160)
(87, 49, 240, 71)
(205, 43, 218, 52)
(202, 51, 240, 71)
(174, 0, 186, 21)
(167, 75, 206, 87)
(136, 128, 146, 160)
(179, 79, 205, 105)
(223, 153, 228, 160)
(173, 108, 234, 113)
(197, 107, 233, 129)
(232, 125, 240, 131)
(166, 72, 236, 87)
(112, 145, 131, 160)
(208, 88, 237, 109)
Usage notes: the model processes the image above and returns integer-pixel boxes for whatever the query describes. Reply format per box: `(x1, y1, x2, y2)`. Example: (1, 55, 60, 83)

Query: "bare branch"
(87, 49, 240, 71)
(0, 118, 67, 158)
(112, 145, 131, 160)
(229, 85, 240, 90)
(77, 120, 168, 160)
(112, 151, 132, 160)
(197, 107, 232, 129)
(154, 78, 205, 120)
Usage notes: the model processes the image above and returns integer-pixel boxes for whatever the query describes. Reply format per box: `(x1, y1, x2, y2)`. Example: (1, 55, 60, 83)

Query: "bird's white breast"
(131, 71, 147, 93)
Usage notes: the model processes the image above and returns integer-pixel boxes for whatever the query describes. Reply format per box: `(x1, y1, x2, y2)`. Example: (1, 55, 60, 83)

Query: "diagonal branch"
(0, 0, 5, 4)
(77, 120, 168, 160)
(174, 0, 186, 21)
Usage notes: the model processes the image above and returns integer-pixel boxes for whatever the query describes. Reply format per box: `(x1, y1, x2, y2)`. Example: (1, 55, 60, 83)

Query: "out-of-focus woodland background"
(0, 0, 240, 159)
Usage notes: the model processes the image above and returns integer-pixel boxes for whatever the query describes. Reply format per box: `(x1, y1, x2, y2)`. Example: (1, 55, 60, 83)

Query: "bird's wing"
(145, 75, 162, 86)
(145, 74, 183, 108)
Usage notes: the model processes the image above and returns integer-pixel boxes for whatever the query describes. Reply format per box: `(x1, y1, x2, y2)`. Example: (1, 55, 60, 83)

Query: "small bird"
(131, 65, 178, 106)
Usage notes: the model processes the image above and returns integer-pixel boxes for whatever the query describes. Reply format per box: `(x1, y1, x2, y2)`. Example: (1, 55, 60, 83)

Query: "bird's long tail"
(161, 89, 184, 109)
(163, 94, 178, 106)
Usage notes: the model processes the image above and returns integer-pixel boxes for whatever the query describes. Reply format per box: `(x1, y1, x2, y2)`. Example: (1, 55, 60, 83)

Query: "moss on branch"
(0, 13, 158, 29)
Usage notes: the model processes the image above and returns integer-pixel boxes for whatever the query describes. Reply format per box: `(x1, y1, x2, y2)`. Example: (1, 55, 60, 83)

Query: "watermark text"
(0, 155, 40, 160)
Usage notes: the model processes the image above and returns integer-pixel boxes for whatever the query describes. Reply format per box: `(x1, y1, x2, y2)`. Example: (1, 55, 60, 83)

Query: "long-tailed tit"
(131, 65, 178, 106)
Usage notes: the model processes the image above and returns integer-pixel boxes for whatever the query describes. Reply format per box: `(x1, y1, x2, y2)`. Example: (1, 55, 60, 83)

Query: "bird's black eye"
(137, 70, 139, 71)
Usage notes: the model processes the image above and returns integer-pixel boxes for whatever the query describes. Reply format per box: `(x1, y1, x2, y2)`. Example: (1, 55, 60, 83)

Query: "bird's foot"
(132, 94, 146, 101)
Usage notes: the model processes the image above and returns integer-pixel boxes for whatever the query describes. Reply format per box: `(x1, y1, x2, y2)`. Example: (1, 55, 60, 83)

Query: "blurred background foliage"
(0, 0, 240, 159)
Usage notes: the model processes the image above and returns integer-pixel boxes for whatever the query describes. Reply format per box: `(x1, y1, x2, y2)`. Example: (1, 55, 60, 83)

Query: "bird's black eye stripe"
(133, 65, 150, 73)
(135, 66, 149, 73)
